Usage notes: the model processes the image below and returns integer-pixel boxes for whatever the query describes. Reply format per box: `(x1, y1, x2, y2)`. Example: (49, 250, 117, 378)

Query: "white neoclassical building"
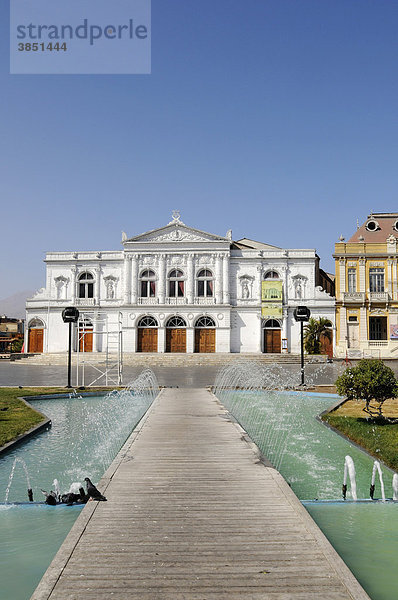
(25, 213, 335, 355)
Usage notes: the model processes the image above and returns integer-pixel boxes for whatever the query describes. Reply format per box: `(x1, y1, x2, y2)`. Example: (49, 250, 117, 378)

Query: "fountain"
(214, 361, 398, 600)
(393, 474, 398, 501)
(370, 461, 386, 501)
(4, 458, 32, 504)
(342, 455, 357, 500)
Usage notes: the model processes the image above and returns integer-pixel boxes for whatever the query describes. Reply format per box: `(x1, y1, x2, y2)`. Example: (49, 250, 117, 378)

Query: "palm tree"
(303, 317, 333, 355)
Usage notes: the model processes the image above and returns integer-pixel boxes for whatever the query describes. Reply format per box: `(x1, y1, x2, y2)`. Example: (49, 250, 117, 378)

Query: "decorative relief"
(146, 229, 209, 243)
(347, 262, 357, 267)
(291, 275, 307, 299)
(369, 262, 385, 267)
(103, 275, 118, 299)
(239, 275, 254, 299)
(54, 276, 69, 300)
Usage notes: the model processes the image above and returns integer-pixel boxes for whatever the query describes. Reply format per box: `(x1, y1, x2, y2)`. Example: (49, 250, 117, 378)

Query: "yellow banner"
(261, 280, 283, 302)
(261, 303, 283, 318)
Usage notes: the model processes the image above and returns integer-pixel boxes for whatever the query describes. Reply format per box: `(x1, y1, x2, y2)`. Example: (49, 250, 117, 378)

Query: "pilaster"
(187, 254, 194, 304)
(131, 255, 139, 304)
(359, 257, 366, 293)
(123, 256, 132, 305)
(215, 254, 223, 304)
(222, 254, 230, 304)
(360, 307, 368, 342)
(95, 267, 101, 306)
(158, 254, 166, 304)
(186, 327, 194, 353)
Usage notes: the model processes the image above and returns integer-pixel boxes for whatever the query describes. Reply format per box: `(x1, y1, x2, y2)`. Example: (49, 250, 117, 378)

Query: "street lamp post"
(293, 306, 311, 386)
(62, 307, 80, 388)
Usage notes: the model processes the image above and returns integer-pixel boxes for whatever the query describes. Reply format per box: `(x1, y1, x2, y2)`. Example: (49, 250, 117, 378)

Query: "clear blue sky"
(1, 0, 398, 295)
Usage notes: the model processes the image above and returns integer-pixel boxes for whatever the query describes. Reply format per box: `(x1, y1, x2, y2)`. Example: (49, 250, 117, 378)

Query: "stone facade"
(25, 214, 335, 354)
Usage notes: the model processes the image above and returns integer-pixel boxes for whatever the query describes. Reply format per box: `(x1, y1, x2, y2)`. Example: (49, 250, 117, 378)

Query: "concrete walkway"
(31, 388, 370, 600)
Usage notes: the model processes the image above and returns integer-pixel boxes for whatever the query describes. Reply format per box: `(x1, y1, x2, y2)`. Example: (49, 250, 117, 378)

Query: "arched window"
(137, 316, 158, 327)
(166, 315, 187, 328)
(195, 316, 216, 328)
(262, 319, 281, 329)
(264, 270, 280, 279)
(28, 317, 45, 329)
(140, 269, 156, 298)
(78, 272, 94, 299)
(197, 269, 214, 297)
(168, 269, 185, 298)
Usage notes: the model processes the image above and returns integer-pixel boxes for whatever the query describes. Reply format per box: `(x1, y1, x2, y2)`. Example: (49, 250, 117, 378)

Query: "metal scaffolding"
(76, 311, 123, 387)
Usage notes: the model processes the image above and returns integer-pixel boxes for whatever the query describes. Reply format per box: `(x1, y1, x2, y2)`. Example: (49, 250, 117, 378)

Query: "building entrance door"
(263, 329, 281, 353)
(166, 329, 186, 353)
(138, 328, 158, 352)
(28, 328, 43, 353)
(79, 328, 93, 352)
(195, 329, 215, 353)
(347, 323, 359, 348)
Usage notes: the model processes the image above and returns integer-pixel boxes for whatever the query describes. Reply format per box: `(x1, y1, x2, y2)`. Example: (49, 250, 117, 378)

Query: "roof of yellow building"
(348, 213, 398, 243)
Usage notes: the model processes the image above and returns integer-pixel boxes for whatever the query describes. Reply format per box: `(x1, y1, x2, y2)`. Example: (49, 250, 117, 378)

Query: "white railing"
(369, 292, 389, 302)
(165, 297, 188, 305)
(342, 292, 365, 303)
(368, 341, 388, 347)
(137, 298, 159, 305)
(193, 297, 216, 305)
(75, 298, 96, 306)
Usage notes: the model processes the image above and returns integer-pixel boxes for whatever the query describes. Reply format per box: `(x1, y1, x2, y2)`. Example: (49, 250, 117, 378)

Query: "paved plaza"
(0, 361, 355, 388)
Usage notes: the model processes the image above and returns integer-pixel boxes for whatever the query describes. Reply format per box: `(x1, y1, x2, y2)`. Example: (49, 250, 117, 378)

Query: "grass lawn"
(0, 387, 111, 448)
(322, 398, 398, 472)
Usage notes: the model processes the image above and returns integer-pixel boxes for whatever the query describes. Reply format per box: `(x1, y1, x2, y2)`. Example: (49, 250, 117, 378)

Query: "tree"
(335, 359, 398, 418)
(303, 317, 332, 355)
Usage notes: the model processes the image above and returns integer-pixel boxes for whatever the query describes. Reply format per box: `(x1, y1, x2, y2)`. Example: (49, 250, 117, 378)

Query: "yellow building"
(334, 212, 398, 358)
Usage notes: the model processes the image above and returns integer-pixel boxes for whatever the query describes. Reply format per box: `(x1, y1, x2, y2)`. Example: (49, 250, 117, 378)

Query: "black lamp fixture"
(62, 307, 79, 388)
(293, 306, 311, 386)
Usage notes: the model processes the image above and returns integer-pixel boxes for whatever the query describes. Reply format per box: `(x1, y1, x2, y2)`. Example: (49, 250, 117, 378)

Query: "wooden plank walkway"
(31, 388, 370, 600)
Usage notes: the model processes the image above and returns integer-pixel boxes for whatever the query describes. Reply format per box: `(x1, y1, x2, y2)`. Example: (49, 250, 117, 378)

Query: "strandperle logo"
(10, 0, 151, 75)
(16, 19, 148, 46)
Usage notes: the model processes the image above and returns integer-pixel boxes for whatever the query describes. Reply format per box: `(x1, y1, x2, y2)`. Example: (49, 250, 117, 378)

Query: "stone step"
(15, 352, 326, 367)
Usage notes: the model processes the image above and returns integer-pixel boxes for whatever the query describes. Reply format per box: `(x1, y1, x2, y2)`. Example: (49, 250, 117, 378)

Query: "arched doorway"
(194, 316, 216, 353)
(28, 318, 44, 353)
(137, 316, 158, 352)
(262, 319, 281, 353)
(78, 318, 93, 352)
(166, 316, 187, 353)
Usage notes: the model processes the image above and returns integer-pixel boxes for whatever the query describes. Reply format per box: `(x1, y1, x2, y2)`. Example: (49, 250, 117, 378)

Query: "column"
(388, 259, 393, 297)
(187, 254, 194, 304)
(358, 258, 366, 293)
(123, 256, 132, 305)
(215, 254, 223, 304)
(186, 327, 194, 352)
(95, 267, 101, 306)
(339, 258, 346, 297)
(222, 254, 230, 304)
(158, 254, 166, 304)
(158, 327, 166, 353)
(340, 306, 347, 347)
(393, 259, 397, 301)
(131, 255, 139, 304)
(360, 306, 368, 343)
(71, 267, 77, 303)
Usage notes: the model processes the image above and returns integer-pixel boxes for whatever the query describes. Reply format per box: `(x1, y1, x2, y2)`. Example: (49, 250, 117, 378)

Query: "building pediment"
(124, 214, 229, 245)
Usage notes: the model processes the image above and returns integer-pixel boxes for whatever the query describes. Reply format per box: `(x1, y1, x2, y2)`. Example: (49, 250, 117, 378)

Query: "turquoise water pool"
(0, 389, 155, 600)
(217, 390, 398, 600)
